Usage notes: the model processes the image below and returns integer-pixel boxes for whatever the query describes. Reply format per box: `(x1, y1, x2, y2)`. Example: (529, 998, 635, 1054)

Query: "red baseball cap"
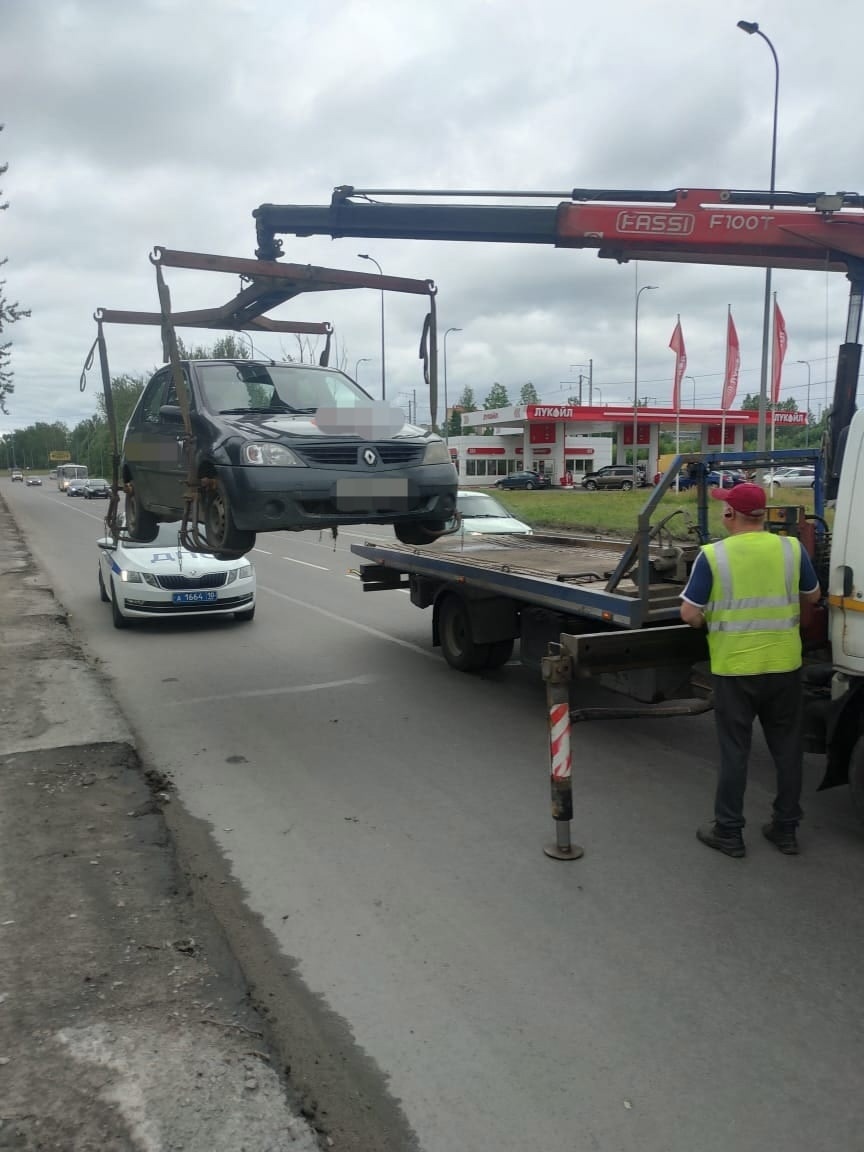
(710, 482, 767, 515)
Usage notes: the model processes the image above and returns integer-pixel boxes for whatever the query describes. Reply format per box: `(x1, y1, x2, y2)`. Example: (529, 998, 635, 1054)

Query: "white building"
(447, 430, 613, 487)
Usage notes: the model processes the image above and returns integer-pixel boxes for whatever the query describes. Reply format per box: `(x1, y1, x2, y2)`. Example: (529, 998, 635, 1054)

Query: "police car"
(97, 521, 256, 629)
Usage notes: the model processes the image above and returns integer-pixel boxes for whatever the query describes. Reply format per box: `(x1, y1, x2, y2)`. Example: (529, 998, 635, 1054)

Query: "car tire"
(202, 477, 256, 559)
(98, 566, 110, 603)
(395, 521, 448, 547)
(234, 605, 256, 623)
(495, 481, 504, 488)
(110, 579, 129, 629)
(438, 595, 490, 673)
(584, 480, 597, 491)
(621, 481, 633, 491)
(524, 481, 535, 490)
(124, 482, 159, 543)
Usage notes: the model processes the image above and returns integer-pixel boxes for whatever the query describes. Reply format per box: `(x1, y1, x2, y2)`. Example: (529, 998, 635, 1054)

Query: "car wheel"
(98, 565, 110, 603)
(202, 477, 255, 559)
(110, 579, 129, 629)
(584, 480, 597, 491)
(524, 481, 535, 490)
(621, 480, 633, 491)
(438, 595, 490, 672)
(124, 482, 159, 543)
(395, 520, 448, 546)
(495, 481, 504, 488)
(234, 605, 256, 623)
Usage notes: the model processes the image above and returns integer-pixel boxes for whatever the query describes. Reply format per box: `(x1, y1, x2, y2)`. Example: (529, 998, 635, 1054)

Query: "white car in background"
(452, 491, 534, 537)
(97, 521, 256, 629)
(769, 466, 816, 488)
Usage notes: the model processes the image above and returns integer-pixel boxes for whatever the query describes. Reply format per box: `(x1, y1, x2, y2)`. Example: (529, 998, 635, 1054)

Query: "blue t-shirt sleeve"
(799, 547, 820, 594)
(681, 551, 712, 607)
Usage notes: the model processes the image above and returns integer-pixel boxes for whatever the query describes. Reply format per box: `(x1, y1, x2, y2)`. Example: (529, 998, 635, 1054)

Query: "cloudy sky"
(3, 0, 863, 435)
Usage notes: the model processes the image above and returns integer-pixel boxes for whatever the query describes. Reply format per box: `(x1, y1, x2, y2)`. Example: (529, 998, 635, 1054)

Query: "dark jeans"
(711, 668, 804, 832)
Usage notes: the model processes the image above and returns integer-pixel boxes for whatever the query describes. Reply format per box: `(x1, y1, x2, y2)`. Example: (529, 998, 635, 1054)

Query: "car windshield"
(197, 363, 374, 415)
(89, 479, 109, 486)
(458, 495, 510, 518)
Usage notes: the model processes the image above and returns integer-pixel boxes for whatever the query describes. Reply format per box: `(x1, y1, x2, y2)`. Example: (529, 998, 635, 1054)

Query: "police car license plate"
(172, 591, 218, 604)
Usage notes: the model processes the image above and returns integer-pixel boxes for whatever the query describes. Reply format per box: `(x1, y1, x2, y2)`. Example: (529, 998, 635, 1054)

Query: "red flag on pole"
(721, 308, 740, 411)
(771, 297, 787, 405)
(669, 316, 687, 410)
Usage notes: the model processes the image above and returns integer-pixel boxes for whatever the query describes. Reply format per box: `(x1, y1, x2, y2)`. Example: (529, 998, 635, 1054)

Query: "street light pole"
(358, 254, 386, 400)
(686, 375, 697, 407)
(633, 284, 659, 485)
(443, 327, 462, 444)
(738, 19, 779, 452)
(796, 359, 812, 447)
(354, 357, 371, 384)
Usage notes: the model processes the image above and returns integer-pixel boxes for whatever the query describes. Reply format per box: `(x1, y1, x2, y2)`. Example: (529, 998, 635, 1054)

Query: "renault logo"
(363, 448, 377, 466)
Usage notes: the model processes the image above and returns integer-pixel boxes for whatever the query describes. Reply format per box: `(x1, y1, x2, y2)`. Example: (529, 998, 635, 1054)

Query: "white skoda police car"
(97, 521, 256, 629)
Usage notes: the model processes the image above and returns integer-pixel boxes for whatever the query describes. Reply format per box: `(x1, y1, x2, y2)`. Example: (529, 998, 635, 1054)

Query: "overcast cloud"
(2, 0, 861, 433)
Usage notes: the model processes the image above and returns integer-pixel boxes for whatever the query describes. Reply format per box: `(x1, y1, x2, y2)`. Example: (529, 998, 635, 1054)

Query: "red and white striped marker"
(549, 702, 571, 780)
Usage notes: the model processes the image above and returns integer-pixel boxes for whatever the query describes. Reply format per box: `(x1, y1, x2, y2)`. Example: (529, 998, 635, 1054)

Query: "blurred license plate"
(335, 478, 409, 509)
(172, 591, 218, 604)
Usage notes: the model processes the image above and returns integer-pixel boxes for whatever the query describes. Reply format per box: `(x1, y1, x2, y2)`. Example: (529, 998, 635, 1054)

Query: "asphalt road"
(7, 480, 864, 1152)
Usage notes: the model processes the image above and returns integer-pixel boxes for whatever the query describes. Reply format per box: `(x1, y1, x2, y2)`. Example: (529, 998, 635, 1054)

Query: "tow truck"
(248, 184, 864, 833)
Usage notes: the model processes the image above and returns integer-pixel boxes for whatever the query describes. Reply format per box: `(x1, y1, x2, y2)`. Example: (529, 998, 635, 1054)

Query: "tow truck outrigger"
(249, 183, 864, 839)
(80, 247, 449, 557)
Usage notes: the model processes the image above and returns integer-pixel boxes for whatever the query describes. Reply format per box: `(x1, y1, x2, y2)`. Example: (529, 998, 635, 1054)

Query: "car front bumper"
(118, 588, 255, 618)
(217, 462, 459, 531)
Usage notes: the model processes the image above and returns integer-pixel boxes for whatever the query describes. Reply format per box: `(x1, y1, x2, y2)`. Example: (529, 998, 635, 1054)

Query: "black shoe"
(697, 822, 746, 858)
(762, 822, 799, 855)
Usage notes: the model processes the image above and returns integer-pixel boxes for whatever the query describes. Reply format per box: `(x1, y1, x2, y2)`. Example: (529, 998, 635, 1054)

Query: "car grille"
(297, 442, 426, 466)
(299, 444, 361, 465)
(154, 573, 227, 590)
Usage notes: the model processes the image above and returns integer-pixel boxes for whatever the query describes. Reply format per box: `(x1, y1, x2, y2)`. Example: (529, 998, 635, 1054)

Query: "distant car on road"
(582, 465, 647, 491)
(676, 469, 746, 491)
(452, 491, 533, 536)
(66, 478, 88, 497)
(83, 478, 111, 499)
(97, 520, 257, 629)
(769, 466, 816, 488)
(25, 476, 43, 487)
(10, 470, 23, 482)
(494, 470, 551, 491)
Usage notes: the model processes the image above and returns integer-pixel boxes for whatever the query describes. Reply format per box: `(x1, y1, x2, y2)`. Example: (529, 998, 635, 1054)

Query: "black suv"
(581, 466, 647, 491)
(494, 470, 552, 491)
(121, 360, 458, 557)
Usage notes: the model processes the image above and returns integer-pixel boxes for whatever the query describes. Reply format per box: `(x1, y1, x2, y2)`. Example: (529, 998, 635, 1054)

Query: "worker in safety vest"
(680, 483, 822, 858)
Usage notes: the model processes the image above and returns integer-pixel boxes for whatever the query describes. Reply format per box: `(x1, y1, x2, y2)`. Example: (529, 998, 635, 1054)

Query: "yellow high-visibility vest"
(702, 533, 802, 676)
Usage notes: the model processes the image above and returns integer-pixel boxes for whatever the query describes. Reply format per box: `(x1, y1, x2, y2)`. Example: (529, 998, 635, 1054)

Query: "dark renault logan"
(121, 360, 458, 556)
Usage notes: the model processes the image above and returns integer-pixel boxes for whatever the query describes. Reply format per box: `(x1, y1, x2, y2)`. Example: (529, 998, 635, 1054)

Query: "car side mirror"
(97, 540, 116, 552)
(159, 404, 185, 422)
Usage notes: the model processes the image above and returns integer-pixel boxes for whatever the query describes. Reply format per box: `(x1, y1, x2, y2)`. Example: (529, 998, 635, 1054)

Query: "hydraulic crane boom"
(252, 185, 864, 497)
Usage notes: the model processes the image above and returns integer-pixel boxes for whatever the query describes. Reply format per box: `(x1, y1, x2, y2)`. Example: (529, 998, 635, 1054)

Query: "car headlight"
(422, 439, 451, 465)
(242, 443, 306, 466)
(237, 564, 253, 580)
(120, 570, 142, 583)
(142, 573, 159, 586)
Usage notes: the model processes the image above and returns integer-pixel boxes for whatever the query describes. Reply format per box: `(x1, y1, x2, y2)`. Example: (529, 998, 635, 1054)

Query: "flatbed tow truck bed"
(351, 532, 685, 629)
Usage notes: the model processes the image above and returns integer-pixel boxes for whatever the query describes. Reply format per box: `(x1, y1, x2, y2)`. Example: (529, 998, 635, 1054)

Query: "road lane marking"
(173, 674, 381, 706)
(253, 548, 273, 555)
(258, 584, 436, 659)
(282, 556, 329, 570)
